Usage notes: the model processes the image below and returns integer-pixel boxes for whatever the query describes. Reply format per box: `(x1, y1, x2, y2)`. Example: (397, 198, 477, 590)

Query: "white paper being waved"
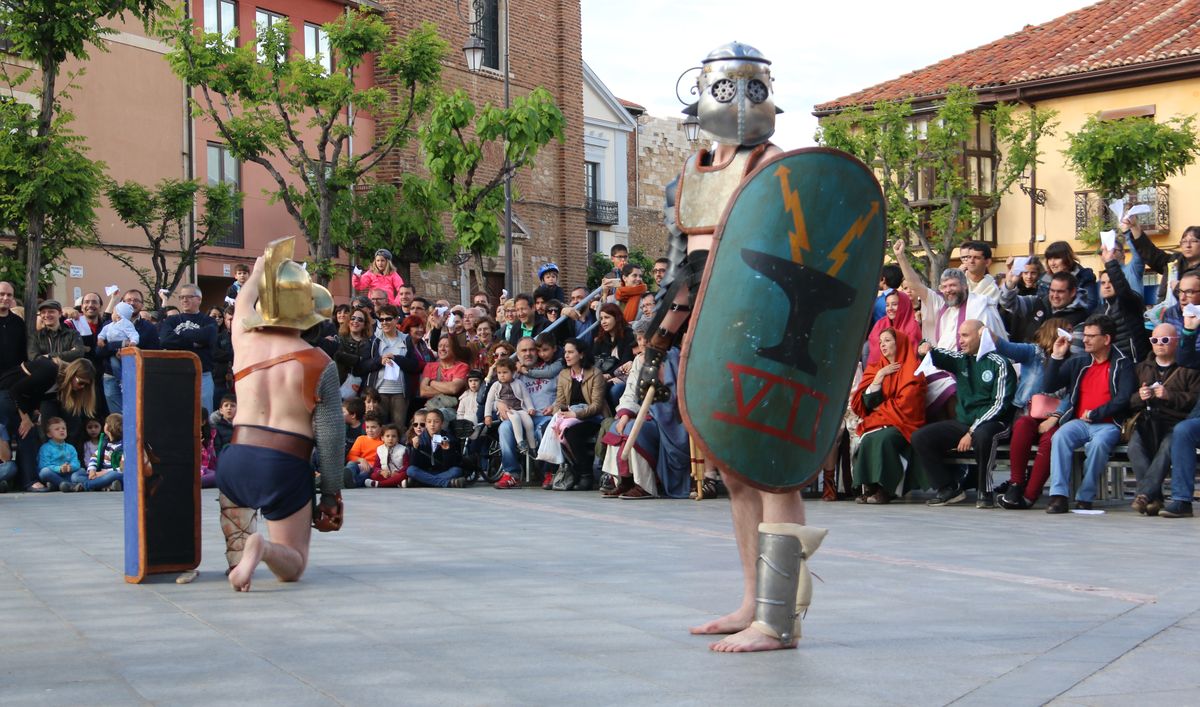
(976, 327, 997, 361)
(104, 285, 120, 297)
(914, 352, 940, 377)
(1056, 327, 1072, 340)
(1011, 256, 1030, 278)
(1183, 303, 1200, 320)
(1100, 230, 1117, 252)
(353, 266, 363, 277)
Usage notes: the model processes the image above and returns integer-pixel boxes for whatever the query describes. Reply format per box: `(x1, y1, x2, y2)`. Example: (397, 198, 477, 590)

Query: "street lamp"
(683, 114, 701, 142)
(457, 0, 514, 297)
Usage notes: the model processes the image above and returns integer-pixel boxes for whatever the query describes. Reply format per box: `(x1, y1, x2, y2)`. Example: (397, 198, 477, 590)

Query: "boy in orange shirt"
(344, 413, 384, 488)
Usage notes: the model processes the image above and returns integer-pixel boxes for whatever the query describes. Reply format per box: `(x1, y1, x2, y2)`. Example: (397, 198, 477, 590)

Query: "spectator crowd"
(5, 221, 1200, 518)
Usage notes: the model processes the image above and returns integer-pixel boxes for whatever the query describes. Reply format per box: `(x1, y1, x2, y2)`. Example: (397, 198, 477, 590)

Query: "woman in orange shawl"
(613, 263, 648, 324)
(851, 328, 926, 503)
(866, 290, 922, 364)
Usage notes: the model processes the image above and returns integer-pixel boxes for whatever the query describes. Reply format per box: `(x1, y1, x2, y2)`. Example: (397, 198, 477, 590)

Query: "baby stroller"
(450, 418, 503, 483)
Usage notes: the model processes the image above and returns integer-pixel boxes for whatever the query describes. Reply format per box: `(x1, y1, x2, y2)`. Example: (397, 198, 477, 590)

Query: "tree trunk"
(24, 58, 59, 339)
(315, 200, 333, 286)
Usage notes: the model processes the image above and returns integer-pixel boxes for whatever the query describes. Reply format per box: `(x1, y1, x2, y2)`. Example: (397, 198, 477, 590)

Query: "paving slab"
(1, 488, 1198, 705)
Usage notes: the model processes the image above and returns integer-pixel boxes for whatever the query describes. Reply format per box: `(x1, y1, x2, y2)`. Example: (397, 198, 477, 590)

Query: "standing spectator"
(0, 281, 26, 375)
(400, 314, 434, 366)
(334, 308, 373, 386)
(999, 270, 1088, 345)
(1038, 241, 1097, 312)
(212, 305, 235, 406)
(1095, 247, 1150, 362)
(397, 285, 417, 317)
(910, 320, 1016, 506)
(210, 394, 236, 458)
(95, 288, 160, 416)
(160, 284, 218, 413)
(1129, 219, 1200, 304)
(614, 263, 648, 324)
(504, 293, 546, 346)
(0, 281, 30, 490)
(357, 304, 419, 426)
(471, 291, 491, 310)
(28, 300, 86, 364)
(367, 288, 390, 314)
(850, 329, 926, 503)
(404, 409, 464, 488)
(866, 290, 921, 365)
(72, 291, 110, 365)
(892, 241, 1007, 350)
(561, 286, 597, 346)
(225, 263, 250, 304)
(1042, 314, 1136, 514)
(352, 249, 406, 305)
(871, 264, 903, 327)
(1014, 256, 1044, 296)
(536, 263, 565, 303)
(1127, 323, 1199, 516)
(959, 240, 1000, 304)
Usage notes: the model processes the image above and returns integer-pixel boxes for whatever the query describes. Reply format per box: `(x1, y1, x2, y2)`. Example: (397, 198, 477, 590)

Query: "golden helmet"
(241, 236, 333, 332)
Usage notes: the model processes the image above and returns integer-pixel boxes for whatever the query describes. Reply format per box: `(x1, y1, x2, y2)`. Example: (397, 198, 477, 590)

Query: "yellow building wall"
(993, 77, 1200, 278)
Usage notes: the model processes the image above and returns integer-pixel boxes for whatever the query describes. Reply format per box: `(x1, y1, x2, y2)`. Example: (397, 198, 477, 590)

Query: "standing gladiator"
(638, 42, 828, 652)
(218, 237, 344, 592)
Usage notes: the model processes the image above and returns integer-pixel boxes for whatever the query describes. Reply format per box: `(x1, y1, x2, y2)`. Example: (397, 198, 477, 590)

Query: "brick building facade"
(375, 0, 587, 302)
(627, 113, 692, 260)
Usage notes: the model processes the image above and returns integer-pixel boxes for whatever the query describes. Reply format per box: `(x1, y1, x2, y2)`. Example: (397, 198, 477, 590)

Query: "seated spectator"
(493, 337, 558, 489)
(498, 298, 518, 342)
(484, 358, 536, 455)
(995, 319, 1073, 510)
(1097, 246, 1150, 362)
(1128, 323, 1199, 516)
(200, 412, 216, 489)
(357, 304, 419, 426)
(504, 293, 546, 346)
(614, 263, 648, 323)
(365, 424, 408, 488)
(1043, 314, 1136, 514)
(600, 337, 690, 499)
(0, 430, 18, 493)
(541, 299, 573, 348)
(82, 418, 103, 469)
(561, 286, 598, 346)
(999, 270, 1088, 345)
(959, 240, 1000, 304)
(892, 241, 1006, 351)
(1151, 272, 1200, 354)
(344, 413, 384, 488)
(1039, 240, 1097, 312)
(210, 394, 236, 458)
(544, 338, 608, 491)
(213, 304, 235, 406)
(361, 386, 383, 420)
(850, 329, 925, 503)
(636, 293, 657, 328)
(470, 317, 498, 371)
(0, 356, 89, 491)
(911, 320, 1016, 506)
(593, 303, 635, 401)
(536, 262, 565, 302)
(404, 409, 464, 488)
(458, 369, 485, 425)
(866, 290, 921, 365)
(66, 412, 123, 492)
(352, 248, 406, 305)
(871, 264, 903, 327)
(419, 336, 470, 418)
(1129, 219, 1200, 304)
(38, 417, 83, 492)
(342, 398, 365, 458)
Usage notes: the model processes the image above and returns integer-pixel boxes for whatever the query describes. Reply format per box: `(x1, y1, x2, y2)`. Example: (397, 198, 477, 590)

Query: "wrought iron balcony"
(1074, 184, 1168, 236)
(586, 197, 619, 225)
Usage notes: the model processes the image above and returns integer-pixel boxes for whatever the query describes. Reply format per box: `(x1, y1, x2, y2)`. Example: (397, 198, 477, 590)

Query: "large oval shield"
(679, 148, 885, 491)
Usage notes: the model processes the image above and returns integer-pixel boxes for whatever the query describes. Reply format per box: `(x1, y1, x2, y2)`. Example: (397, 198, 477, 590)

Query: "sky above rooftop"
(582, 0, 1092, 147)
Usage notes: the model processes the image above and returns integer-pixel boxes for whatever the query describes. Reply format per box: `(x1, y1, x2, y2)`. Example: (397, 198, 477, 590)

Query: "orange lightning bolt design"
(828, 201, 880, 277)
(775, 165, 809, 264)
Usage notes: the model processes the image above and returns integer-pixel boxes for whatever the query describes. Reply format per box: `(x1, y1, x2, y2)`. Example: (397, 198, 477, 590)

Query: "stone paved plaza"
(2, 487, 1198, 705)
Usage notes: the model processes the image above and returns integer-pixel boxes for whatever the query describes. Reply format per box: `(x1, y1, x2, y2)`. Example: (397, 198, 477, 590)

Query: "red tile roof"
(815, 0, 1200, 113)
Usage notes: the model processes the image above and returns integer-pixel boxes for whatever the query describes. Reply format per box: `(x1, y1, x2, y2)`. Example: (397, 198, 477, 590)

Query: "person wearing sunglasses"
(334, 309, 373, 394)
(357, 304, 419, 427)
(1127, 323, 1200, 517)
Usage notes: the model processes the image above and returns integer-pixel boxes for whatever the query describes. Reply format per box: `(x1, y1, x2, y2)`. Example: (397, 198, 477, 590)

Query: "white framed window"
(303, 22, 332, 74)
(203, 0, 237, 48)
(254, 8, 287, 63)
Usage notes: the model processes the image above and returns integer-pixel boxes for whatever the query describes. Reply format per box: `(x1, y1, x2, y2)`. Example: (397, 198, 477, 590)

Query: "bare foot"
(710, 624, 796, 653)
(689, 608, 753, 635)
(228, 533, 265, 592)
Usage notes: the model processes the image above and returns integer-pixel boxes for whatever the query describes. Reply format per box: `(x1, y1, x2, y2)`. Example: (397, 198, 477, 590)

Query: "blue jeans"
(40, 466, 83, 490)
(70, 468, 121, 491)
(1168, 417, 1200, 503)
(0, 460, 16, 488)
(344, 461, 371, 488)
(201, 371, 214, 415)
(498, 414, 552, 474)
(407, 465, 464, 488)
(103, 374, 123, 417)
(1049, 419, 1121, 501)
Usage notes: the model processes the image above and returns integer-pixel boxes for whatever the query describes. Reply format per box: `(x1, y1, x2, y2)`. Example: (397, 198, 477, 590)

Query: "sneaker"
(927, 485, 965, 506)
(542, 471, 554, 490)
(516, 441, 529, 455)
(493, 473, 519, 490)
(400, 478, 411, 488)
(598, 474, 616, 493)
(1045, 495, 1069, 514)
(60, 482, 82, 493)
(998, 484, 1028, 510)
(449, 477, 465, 488)
(1131, 494, 1149, 515)
(109, 480, 122, 492)
(364, 479, 379, 488)
(1159, 501, 1194, 518)
(1074, 500, 1093, 511)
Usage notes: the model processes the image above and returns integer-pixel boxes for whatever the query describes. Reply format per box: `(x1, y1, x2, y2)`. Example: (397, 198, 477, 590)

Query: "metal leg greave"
(218, 493, 258, 571)
(750, 523, 828, 645)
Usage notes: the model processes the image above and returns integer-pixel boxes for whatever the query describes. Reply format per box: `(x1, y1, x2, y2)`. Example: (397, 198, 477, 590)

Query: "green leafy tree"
(102, 178, 241, 310)
(817, 85, 1058, 281)
(164, 10, 448, 284)
(419, 87, 565, 297)
(1063, 113, 1200, 240)
(0, 0, 164, 335)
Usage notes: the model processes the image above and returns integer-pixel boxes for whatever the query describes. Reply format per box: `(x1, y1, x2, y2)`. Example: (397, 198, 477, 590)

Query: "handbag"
(1029, 393, 1060, 419)
(596, 355, 620, 375)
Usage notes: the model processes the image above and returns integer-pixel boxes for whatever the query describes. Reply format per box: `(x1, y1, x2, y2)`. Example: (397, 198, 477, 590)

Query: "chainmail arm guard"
(314, 361, 344, 495)
(659, 176, 687, 296)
